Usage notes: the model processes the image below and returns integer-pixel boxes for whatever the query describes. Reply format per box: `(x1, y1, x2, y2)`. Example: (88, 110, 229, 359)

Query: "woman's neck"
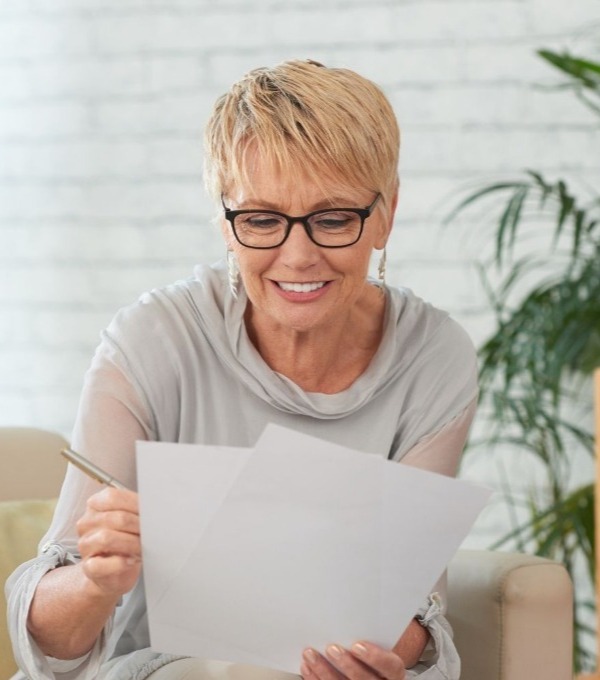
(245, 285, 387, 394)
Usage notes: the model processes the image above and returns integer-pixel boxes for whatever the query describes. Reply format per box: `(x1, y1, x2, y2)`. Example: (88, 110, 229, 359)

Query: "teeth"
(278, 281, 325, 293)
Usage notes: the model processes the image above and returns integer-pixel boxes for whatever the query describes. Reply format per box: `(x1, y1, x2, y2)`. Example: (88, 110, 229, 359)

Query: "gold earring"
(227, 250, 240, 299)
(377, 248, 387, 285)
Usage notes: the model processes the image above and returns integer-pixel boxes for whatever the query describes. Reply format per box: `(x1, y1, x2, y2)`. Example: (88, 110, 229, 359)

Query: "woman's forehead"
(226, 155, 368, 209)
(227, 182, 369, 211)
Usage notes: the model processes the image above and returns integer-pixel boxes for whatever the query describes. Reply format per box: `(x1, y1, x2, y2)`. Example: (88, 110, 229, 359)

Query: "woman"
(7, 60, 477, 680)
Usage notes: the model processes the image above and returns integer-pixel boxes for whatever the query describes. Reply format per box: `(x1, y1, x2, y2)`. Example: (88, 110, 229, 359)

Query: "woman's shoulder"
(385, 285, 478, 407)
(387, 286, 476, 364)
(106, 261, 229, 338)
(382, 287, 479, 457)
(95, 261, 234, 391)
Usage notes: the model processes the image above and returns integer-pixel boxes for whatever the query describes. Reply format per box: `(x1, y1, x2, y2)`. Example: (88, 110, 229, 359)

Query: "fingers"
(81, 554, 141, 596)
(86, 487, 139, 514)
(75, 487, 142, 597)
(346, 642, 405, 680)
(78, 525, 141, 560)
(77, 488, 140, 541)
(301, 642, 405, 680)
(301, 648, 344, 680)
(77, 508, 139, 543)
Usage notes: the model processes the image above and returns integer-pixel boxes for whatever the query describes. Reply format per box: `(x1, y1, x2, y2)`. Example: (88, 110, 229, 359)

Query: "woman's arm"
(400, 397, 478, 477)
(27, 487, 140, 659)
(300, 398, 478, 679)
(18, 348, 151, 662)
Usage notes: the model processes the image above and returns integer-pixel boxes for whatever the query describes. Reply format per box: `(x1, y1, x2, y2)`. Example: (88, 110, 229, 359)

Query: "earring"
(377, 248, 387, 285)
(227, 250, 240, 299)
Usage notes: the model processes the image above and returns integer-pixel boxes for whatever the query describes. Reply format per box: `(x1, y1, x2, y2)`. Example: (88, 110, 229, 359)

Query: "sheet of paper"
(137, 442, 250, 611)
(137, 425, 490, 673)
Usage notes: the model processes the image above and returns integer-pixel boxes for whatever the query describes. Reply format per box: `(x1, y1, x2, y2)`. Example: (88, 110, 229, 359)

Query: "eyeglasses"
(222, 193, 381, 249)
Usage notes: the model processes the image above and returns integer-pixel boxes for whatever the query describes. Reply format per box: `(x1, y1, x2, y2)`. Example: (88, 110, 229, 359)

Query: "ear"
(374, 187, 398, 250)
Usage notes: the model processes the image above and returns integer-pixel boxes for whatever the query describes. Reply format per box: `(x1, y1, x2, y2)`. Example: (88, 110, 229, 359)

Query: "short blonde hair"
(204, 59, 400, 208)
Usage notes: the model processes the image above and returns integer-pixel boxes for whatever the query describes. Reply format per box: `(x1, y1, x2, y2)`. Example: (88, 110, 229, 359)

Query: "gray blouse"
(6, 260, 478, 680)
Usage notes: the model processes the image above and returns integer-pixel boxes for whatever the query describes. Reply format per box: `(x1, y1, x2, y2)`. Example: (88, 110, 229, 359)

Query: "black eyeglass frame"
(221, 193, 381, 249)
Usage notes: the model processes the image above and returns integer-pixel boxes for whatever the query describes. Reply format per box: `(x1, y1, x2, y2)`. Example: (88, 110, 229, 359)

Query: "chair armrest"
(447, 549, 573, 680)
(0, 498, 57, 679)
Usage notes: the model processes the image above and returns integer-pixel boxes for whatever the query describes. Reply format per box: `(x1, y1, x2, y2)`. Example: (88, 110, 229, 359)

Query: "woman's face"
(222, 159, 395, 338)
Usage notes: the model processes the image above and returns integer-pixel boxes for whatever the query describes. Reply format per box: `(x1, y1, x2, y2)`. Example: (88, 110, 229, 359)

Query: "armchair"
(0, 428, 574, 680)
(447, 549, 573, 680)
(0, 426, 67, 502)
(1, 426, 67, 679)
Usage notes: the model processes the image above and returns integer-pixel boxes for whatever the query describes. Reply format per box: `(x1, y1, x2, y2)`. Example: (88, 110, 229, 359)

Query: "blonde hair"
(203, 59, 400, 208)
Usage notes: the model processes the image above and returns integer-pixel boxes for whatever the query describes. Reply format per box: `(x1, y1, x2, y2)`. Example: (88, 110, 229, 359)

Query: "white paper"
(137, 424, 490, 674)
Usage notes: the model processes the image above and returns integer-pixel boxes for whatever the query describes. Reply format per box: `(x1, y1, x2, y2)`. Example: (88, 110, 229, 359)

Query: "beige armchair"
(1, 426, 67, 679)
(0, 428, 574, 680)
(448, 549, 573, 680)
(0, 426, 68, 502)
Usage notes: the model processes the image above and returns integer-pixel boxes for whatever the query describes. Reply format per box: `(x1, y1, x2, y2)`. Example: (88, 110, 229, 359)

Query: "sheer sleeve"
(6, 342, 154, 679)
(38, 339, 153, 552)
(399, 397, 477, 679)
(400, 397, 478, 477)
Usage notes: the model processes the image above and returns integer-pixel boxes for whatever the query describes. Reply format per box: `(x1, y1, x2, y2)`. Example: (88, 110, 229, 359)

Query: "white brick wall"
(0, 0, 598, 547)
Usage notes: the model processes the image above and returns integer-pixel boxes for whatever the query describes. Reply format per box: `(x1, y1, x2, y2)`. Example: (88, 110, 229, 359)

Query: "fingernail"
(303, 648, 317, 664)
(327, 644, 343, 658)
(352, 642, 368, 657)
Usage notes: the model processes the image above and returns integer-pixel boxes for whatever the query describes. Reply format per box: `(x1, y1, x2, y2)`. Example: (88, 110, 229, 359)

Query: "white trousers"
(146, 659, 300, 680)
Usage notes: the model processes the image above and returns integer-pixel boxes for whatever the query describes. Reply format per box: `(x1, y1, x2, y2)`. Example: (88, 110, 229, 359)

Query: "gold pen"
(61, 448, 128, 490)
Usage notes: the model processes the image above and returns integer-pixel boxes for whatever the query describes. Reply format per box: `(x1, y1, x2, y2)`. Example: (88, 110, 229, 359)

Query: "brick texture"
(0, 0, 598, 552)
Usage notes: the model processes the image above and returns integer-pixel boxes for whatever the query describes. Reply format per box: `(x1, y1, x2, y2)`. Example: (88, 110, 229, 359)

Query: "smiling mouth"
(276, 281, 327, 293)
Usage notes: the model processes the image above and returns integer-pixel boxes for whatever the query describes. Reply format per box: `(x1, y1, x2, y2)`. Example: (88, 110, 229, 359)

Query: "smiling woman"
(6, 60, 477, 680)
(220, 159, 391, 391)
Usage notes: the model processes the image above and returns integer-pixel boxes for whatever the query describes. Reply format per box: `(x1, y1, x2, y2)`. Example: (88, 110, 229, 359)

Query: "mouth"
(276, 281, 327, 293)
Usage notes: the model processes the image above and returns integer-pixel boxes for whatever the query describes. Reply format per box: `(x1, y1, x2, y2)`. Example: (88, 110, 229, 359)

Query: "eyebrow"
(233, 196, 362, 211)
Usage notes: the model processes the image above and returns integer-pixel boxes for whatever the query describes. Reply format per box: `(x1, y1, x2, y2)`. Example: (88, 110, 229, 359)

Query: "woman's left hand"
(301, 641, 406, 680)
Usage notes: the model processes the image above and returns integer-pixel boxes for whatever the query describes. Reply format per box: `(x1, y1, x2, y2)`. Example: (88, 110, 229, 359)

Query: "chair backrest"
(0, 427, 69, 501)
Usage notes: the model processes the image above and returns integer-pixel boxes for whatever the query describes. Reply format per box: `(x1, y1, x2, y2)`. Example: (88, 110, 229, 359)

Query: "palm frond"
(449, 44, 600, 673)
(537, 50, 600, 90)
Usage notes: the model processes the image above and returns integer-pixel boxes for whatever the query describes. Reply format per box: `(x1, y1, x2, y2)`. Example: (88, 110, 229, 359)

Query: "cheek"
(339, 248, 374, 279)
(235, 251, 272, 285)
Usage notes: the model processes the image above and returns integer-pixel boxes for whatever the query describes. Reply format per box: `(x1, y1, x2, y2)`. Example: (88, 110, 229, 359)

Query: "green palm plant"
(446, 48, 600, 672)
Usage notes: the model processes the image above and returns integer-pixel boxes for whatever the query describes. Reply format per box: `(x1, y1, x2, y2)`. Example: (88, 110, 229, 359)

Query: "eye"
(238, 214, 285, 230)
(311, 212, 357, 230)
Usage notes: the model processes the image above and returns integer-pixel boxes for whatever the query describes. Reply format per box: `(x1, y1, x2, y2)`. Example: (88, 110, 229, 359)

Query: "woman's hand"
(301, 641, 406, 680)
(76, 486, 141, 598)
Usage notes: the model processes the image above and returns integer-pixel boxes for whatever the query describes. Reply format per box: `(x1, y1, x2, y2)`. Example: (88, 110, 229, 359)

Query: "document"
(137, 424, 490, 673)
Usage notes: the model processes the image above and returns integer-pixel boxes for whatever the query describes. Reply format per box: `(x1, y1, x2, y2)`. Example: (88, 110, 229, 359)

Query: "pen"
(61, 447, 128, 490)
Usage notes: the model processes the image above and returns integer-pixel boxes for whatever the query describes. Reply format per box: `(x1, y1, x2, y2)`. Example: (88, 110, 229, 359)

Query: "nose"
(278, 220, 321, 268)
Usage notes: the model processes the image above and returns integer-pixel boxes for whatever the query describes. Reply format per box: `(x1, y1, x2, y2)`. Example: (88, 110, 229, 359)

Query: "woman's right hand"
(76, 487, 142, 598)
